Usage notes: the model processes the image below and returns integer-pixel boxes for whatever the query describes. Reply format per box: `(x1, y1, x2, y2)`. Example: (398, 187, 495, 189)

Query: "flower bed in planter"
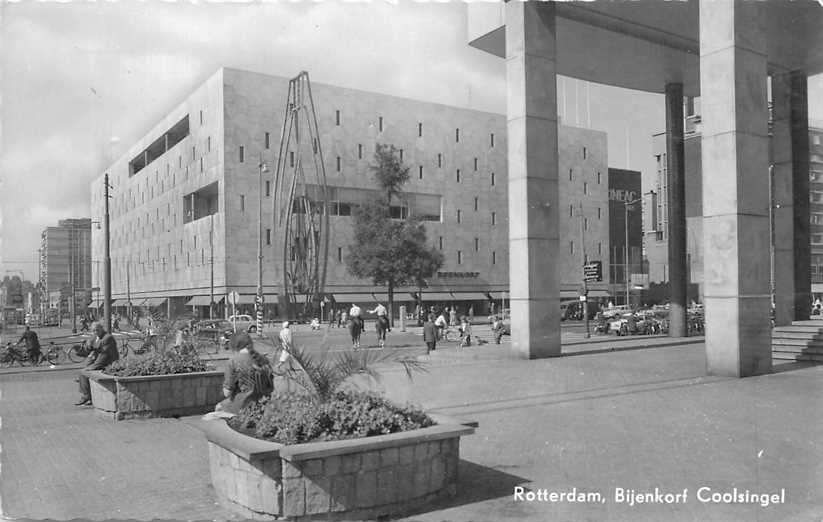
(85, 369, 225, 420)
(197, 412, 476, 521)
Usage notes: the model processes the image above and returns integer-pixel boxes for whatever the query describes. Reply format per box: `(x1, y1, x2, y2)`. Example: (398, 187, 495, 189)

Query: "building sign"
(583, 261, 602, 283)
(609, 189, 639, 203)
(436, 272, 480, 278)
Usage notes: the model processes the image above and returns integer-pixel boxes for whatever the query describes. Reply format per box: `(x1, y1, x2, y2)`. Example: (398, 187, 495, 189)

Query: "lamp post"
(103, 174, 112, 333)
(257, 156, 269, 335)
(622, 191, 655, 308)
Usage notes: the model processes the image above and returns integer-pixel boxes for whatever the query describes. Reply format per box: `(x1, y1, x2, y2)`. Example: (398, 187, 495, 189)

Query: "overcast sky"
(1, 2, 820, 282)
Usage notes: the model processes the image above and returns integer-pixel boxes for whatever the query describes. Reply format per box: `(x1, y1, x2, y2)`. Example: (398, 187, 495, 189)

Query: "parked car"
(193, 319, 234, 349)
(227, 314, 257, 333)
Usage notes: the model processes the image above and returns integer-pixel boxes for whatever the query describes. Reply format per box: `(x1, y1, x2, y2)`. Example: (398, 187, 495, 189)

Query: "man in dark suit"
(75, 322, 120, 406)
(423, 314, 438, 355)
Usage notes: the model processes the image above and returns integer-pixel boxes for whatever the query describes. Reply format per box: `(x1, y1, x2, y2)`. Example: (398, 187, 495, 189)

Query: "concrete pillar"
(505, 1, 561, 358)
(771, 71, 811, 325)
(665, 83, 688, 337)
(700, 0, 772, 376)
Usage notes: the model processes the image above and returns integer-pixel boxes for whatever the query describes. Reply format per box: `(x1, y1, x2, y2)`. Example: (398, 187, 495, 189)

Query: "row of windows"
(332, 244, 500, 266)
(568, 241, 605, 256)
(332, 111, 497, 148)
(568, 168, 602, 186)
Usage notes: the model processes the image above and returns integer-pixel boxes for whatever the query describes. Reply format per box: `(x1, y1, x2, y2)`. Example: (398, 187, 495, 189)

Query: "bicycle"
(119, 334, 158, 358)
(0, 342, 59, 368)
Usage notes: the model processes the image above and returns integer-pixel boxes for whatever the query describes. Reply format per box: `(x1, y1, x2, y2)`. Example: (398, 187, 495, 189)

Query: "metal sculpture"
(272, 72, 330, 319)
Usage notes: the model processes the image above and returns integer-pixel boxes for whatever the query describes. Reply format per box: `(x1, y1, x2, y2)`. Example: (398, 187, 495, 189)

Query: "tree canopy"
(345, 144, 443, 323)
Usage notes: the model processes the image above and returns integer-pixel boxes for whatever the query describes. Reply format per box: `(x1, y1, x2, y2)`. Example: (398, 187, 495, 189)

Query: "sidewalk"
(0, 336, 820, 521)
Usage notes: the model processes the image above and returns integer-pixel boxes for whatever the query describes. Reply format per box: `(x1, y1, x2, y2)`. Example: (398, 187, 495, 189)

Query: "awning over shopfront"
(414, 291, 453, 300)
(449, 292, 486, 301)
(333, 293, 382, 303)
(559, 290, 611, 299)
(185, 296, 213, 306)
(87, 299, 103, 309)
(111, 299, 130, 307)
(140, 297, 168, 308)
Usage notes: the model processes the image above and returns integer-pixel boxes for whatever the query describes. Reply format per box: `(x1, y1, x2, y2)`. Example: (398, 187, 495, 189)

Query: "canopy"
(185, 296, 214, 306)
(140, 297, 168, 307)
(449, 292, 486, 301)
(111, 299, 130, 307)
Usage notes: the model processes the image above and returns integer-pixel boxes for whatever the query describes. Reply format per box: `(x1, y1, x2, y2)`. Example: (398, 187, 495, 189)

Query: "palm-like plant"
(267, 328, 427, 402)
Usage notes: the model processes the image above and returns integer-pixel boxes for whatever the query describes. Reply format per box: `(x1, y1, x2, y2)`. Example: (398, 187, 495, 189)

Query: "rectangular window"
(584, 217, 588, 230)
(194, 235, 197, 249)
(337, 247, 342, 262)
(491, 212, 496, 225)
(336, 156, 341, 172)
(335, 110, 341, 126)
(192, 146, 196, 160)
(474, 197, 479, 211)
(598, 242, 602, 255)
(266, 229, 271, 245)
(200, 110, 203, 125)
(419, 166, 423, 179)
(358, 144, 363, 159)
(569, 204, 573, 217)
(492, 251, 496, 265)
(474, 237, 479, 251)
(456, 169, 461, 183)
(569, 168, 573, 181)
(438, 153, 442, 168)
(439, 236, 443, 250)
(457, 209, 461, 223)
(207, 136, 211, 152)
(597, 171, 601, 184)
(491, 172, 495, 186)
(239, 146, 245, 163)
(583, 147, 587, 159)
(200, 157, 204, 173)
(399, 149, 404, 162)
(265, 132, 271, 149)
(418, 122, 423, 137)
(598, 207, 602, 219)
(265, 181, 271, 197)
(570, 241, 574, 255)
(240, 195, 245, 212)
(179, 156, 182, 168)
(490, 133, 495, 148)
(378, 116, 383, 132)
(474, 158, 478, 171)
(290, 151, 294, 167)
(584, 182, 588, 195)
(455, 128, 460, 142)
(457, 250, 462, 264)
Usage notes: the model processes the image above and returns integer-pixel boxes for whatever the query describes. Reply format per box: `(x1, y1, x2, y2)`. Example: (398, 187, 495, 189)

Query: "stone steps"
(772, 324, 823, 363)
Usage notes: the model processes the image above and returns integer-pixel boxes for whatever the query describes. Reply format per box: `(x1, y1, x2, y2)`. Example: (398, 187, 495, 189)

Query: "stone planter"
(197, 413, 476, 521)
(84, 369, 224, 420)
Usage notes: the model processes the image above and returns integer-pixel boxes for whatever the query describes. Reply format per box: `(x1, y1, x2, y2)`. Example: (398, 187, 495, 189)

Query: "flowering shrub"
(104, 350, 212, 377)
(228, 390, 434, 445)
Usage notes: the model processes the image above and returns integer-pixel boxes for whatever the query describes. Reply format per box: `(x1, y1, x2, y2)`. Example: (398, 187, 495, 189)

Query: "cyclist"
(18, 326, 42, 365)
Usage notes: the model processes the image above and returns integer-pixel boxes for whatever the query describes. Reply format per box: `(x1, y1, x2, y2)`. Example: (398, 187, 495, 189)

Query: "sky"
(2, 1, 820, 282)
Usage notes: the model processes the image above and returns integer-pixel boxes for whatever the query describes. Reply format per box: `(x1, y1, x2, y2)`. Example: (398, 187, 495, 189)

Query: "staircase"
(772, 321, 823, 363)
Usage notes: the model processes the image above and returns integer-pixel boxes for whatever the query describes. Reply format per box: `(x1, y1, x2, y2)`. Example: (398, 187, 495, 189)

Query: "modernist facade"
(607, 168, 642, 305)
(39, 218, 93, 317)
(90, 68, 612, 319)
(810, 126, 823, 295)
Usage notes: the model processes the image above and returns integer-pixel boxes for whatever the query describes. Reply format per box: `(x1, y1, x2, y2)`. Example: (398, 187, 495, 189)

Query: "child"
(460, 316, 472, 347)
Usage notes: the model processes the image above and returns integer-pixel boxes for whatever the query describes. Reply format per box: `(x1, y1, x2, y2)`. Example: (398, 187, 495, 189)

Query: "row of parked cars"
(191, 315, 257, 349)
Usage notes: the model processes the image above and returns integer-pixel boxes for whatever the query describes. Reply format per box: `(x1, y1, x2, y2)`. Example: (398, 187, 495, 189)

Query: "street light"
(257, 156, 270, 335)
(622, 191, 655, 308)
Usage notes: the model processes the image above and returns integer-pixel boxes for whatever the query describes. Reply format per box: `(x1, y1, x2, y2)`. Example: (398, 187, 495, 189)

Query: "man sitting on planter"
(75, 322, 120, 406)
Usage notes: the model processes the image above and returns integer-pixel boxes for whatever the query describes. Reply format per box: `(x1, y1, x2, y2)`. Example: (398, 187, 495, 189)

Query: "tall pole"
(579, 203, 590, 338)
(625, 202, 631, 307)
(70, 231, 76, 334)
(103, 174, 112, 333)
(209, 213, 215, 320)
(126, 258, 132, 326)
(257, 156, 268, 335)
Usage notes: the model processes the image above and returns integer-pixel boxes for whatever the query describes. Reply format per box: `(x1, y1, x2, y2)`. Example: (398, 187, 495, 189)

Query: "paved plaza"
(0, 331, 820, 521)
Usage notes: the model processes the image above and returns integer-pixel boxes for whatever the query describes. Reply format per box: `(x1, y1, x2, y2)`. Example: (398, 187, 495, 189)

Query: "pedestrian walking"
(423, 314, 437, 354)
(216, 332, 273, 414)
(460, 315, 472, 347)
(17, 326, 41, 365)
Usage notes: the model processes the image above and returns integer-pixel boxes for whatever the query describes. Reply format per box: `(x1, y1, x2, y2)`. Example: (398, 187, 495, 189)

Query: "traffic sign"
(228, 291, 240, 306)
(583, 261, 602, 283)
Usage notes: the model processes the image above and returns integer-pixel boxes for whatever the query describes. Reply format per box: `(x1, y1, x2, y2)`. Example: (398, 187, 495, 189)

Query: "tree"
(345, 144, 444, 325)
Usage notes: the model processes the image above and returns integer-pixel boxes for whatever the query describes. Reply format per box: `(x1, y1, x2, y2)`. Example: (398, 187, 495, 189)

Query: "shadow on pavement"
(771, 360, 822, 373)
(388, 459, 529, 520)
(561, 338, 702, 357)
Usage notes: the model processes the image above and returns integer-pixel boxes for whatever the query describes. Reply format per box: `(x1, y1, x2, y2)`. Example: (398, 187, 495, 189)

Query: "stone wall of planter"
(85, 369, 224, 420)
(198, 413, 476, 521)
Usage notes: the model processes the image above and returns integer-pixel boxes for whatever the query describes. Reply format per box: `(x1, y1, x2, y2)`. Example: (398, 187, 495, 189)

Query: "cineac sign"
(609, 189, 638, 203)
